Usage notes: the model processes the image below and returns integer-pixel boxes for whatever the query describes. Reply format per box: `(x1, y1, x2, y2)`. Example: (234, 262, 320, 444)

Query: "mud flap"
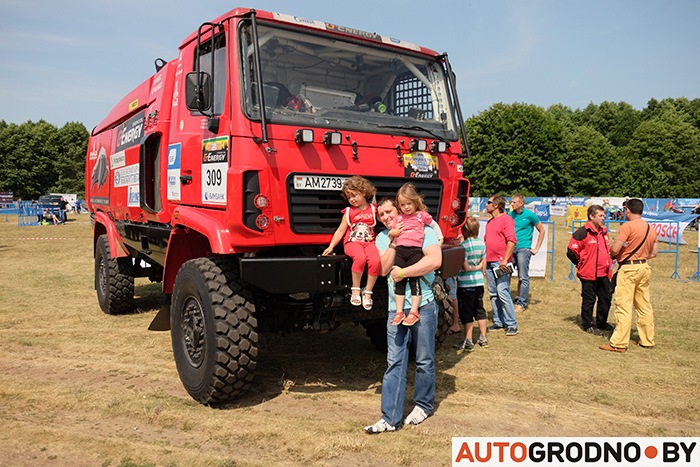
(148, 295, 172, 331)
(438, 244, 465, 279)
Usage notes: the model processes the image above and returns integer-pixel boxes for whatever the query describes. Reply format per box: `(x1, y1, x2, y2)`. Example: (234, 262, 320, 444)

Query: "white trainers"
(364, 418, 397, 434)
(404, 406, 429, 426)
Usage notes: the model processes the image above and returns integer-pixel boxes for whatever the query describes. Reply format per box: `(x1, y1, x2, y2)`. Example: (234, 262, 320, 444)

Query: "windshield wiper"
(376, 124, 446, 141)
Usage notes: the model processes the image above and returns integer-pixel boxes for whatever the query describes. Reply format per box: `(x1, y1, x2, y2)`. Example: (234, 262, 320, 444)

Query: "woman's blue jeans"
(380, 299, 437, 427)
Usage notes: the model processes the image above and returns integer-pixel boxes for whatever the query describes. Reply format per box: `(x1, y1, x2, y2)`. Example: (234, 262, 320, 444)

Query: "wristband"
(398, 268, 404, 279)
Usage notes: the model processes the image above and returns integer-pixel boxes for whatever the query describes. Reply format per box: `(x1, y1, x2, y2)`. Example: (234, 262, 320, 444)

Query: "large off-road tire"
(95, 234, 135, 314)
(362, 276, 454, 353)
(432, 276, 454, 351)
(170, 257, 258, 405)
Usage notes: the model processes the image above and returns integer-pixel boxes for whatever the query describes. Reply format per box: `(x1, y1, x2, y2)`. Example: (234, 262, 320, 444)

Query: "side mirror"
(185, 72, 212, 112)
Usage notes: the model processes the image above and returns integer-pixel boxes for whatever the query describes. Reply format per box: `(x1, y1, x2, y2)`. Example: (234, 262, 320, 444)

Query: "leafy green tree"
(577, 101, 640, 147)
(617, 108, 700, 197)
(0, 121, 54, 199)
(464, 103, 566, 197)
(561, 125, 617, 196)
(51, 122, 88, 197)
(642, 97, 700, 132)
(0, 120, 88, 200)
(546, 104, 577, 132)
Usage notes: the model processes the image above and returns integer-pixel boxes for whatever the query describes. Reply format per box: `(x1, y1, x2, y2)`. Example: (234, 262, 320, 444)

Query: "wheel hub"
(98, 257, 108, 296)
(182, 296, 205, 367)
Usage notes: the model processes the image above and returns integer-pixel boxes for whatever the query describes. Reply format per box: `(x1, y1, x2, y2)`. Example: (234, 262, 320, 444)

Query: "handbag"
(610, 225, 650, 293)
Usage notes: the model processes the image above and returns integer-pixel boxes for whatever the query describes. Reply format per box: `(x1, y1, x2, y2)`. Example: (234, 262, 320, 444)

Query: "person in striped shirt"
(454, 216, 489, 351)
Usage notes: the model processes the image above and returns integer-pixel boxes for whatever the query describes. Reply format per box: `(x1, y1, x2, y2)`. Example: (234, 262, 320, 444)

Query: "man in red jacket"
(567, 205, 614, 335)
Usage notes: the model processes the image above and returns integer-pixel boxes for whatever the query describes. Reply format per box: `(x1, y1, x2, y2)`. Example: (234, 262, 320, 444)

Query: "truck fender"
(161, 227, 212, 294)
(171, 206, 235, 254)
(92, 211, 129, 258)
(153, 212, 231, 331)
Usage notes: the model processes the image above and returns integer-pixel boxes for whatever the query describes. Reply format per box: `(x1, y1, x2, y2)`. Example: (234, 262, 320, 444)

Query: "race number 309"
(206, 168, 222, 187)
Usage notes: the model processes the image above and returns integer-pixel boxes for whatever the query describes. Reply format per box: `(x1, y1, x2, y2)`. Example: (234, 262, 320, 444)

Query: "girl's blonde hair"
(341, 176, 376, 201)
(462, 216, 480, 239)
(396, 183, 427, 212)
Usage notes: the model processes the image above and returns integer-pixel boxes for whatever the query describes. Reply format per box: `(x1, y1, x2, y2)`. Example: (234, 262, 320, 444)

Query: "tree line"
(0, 120, 88, 200)
(1, 97, 699, 200)
(464, 97, 700, 198)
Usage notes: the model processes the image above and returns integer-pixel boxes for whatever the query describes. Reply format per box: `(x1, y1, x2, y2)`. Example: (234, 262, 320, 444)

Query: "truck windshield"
(239, 21, 458, 141)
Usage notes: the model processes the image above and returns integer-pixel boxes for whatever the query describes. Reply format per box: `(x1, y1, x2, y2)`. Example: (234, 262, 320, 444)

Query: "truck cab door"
(173, 26, 229, 209)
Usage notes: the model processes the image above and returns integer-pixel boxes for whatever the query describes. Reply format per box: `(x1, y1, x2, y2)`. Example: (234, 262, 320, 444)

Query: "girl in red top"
(323, 176, 380, 310)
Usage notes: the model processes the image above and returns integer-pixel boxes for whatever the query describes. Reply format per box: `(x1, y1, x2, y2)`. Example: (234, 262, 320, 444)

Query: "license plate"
(293, 175, 348, 191)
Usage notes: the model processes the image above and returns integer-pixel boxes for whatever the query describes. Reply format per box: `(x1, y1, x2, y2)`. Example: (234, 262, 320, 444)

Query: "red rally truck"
(86, 7, 470, 405)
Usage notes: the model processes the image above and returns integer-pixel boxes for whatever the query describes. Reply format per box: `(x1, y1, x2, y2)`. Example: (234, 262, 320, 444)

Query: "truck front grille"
(287, 176, 444, 234)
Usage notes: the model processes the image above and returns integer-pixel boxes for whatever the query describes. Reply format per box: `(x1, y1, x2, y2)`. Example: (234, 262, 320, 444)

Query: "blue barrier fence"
(18, 206, 41, 226)
(690, 229, 700, 282)
(0, 203, 70, 225)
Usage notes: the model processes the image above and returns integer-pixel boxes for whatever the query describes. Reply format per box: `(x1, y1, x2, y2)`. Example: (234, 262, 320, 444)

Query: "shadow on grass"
(129, 279, 460, 410)
(134, 282, 164, 313)
(225, 322, 459, 410)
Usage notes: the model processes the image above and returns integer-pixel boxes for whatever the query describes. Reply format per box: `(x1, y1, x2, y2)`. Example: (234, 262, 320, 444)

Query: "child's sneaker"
(477, 336, 489, 348)
(453, 339, 474, 352)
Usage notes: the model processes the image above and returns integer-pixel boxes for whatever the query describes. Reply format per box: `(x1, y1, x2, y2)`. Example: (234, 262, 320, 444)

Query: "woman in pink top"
(390, 183, 443, 326)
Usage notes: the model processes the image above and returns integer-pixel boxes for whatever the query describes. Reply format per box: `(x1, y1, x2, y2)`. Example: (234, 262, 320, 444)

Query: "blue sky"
(1, 0, 698, 129)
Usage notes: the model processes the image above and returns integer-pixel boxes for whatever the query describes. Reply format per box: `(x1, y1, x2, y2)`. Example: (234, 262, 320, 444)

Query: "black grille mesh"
(287, 176, 443, 234)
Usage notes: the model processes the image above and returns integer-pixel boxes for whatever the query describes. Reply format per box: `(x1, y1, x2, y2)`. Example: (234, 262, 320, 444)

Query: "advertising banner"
(515, 223, 548, 278)
(550, 205, 566, 217)
(566, 205, 588, 226)
(641, 211, 698, 245)
(533, 204, 550, 221)
(0, 192, 14, 204)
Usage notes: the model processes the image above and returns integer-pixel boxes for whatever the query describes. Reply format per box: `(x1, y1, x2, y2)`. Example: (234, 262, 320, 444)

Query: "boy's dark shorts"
(457, 286, 487, 323)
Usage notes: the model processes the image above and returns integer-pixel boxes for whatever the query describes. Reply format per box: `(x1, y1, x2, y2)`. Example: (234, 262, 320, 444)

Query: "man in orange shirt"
(599, 199, 658, 353)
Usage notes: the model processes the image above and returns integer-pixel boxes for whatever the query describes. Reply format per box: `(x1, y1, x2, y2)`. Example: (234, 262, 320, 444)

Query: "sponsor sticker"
(127, 185, 140, 207)
(201, 136, 228, 205)
(167, 143, 181, 201)
(403, 151, 438, 179)
(114, 163, 139, 188)
(115, 112, 145, 152)
(110, 150, 126, 169)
